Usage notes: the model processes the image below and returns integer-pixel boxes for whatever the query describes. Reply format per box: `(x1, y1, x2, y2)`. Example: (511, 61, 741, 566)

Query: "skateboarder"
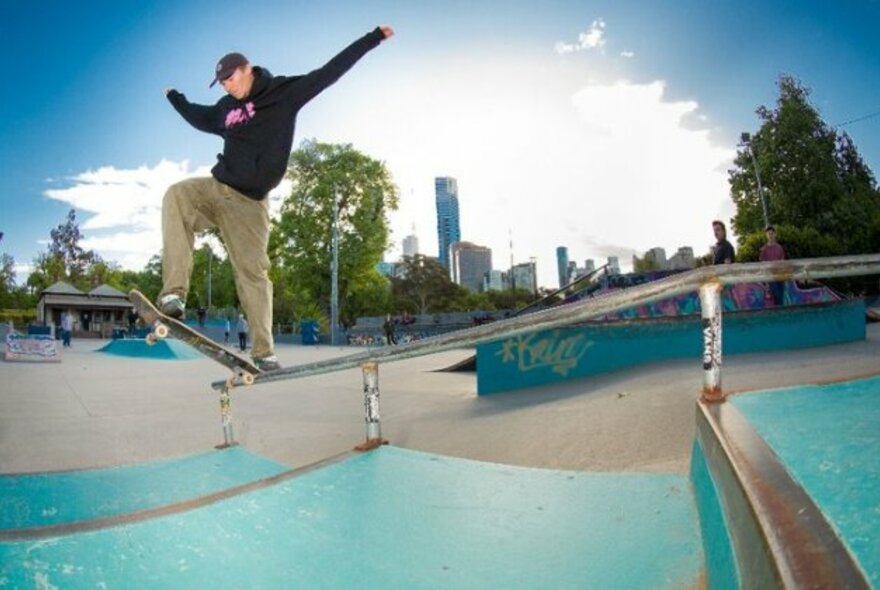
(158, 25, 395, 371)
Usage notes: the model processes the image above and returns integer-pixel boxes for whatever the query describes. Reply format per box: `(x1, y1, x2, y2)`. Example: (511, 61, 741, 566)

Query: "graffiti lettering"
(701, 317, 721, 371)
(497, 331, 593, 376)
(5, 335, 60, 362)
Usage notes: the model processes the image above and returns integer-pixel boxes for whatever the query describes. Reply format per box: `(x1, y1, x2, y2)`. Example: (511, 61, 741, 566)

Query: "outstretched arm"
(165, 88, 223, 135)
(290, 26, 393, 108)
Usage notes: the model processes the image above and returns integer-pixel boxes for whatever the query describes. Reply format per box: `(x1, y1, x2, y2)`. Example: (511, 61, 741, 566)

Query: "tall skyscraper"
(556, 246, 570, 288)
(434, 177, 461, 268)
(402, 233, 419, 258)
(450, 241, 493, 292)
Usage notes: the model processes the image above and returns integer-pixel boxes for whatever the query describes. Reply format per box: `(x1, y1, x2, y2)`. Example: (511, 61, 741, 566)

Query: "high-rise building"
(668, 246, 696, 270)
(511, 260, 538, 294)
(483, 270, 508, 292)
(556, 246, 569, 288)
(644, 247, 668, 271)
(402, 233, 419, 258)
(584, 259, 595, 273)
(434, 177, 461, 268)
(450, 241, 493, 292)
(607, 256, 620, 275)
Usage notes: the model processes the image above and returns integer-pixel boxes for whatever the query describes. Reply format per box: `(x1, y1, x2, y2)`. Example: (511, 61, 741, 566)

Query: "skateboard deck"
(129, 290, 261, 386)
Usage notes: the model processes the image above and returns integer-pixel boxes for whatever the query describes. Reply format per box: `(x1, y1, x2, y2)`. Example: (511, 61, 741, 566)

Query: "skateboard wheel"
(241, 371, 255, 385)
(154, 323, 169, 339)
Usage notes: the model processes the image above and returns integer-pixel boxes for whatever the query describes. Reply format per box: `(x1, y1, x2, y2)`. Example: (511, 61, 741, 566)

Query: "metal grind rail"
(209, 254, 880, 448)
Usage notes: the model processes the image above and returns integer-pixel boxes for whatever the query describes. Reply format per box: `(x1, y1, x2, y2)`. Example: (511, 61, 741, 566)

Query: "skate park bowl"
(2, 255, 879, 588)
(97, 337, 201, 360)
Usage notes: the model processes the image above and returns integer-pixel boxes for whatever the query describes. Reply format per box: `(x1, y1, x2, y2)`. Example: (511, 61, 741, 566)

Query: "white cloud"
(299, 52, 736, 287)
(620, 50, 635, 58)
(555, 19, 607, 55)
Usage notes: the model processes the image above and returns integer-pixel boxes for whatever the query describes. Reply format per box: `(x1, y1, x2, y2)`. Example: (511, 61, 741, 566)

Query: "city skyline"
(3, 1, 879, 290)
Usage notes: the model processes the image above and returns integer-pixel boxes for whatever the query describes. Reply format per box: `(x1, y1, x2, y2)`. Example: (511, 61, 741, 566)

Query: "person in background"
(236, 314, 249, 352)
(383, 314, 397, 345)
(712, 220, 736, 265)
(224, 317, 231, 344)
(61, 311, 73, 348)
(759, 225, 786, 305)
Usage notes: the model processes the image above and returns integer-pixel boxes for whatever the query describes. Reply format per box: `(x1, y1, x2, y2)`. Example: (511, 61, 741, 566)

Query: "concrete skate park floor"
(2, 324, 879, 475)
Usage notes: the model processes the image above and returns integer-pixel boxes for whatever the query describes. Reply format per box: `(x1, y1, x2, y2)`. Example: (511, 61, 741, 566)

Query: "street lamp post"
(740, 132, 770, 228)
(207, 248, 212, 310)
(330, 191, 339, 346)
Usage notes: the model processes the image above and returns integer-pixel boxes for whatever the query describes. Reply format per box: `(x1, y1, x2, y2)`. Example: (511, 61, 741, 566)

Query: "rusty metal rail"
(212, 254, 880, 391)
(209, 254, 879, 447)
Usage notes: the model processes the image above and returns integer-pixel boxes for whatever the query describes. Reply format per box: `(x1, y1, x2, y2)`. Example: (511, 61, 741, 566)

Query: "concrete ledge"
(694, 400, 869, 588)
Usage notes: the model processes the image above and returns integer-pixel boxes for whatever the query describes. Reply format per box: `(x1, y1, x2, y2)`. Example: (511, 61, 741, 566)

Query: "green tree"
(47, 209, 101, 287)
(729, 75, 880, 255)
(270, 140, 399, 327)
(27, 252, 67, 294)
(390, 255, 466, 314)
(0, 253, 19, 309)
(187, 245, 238, 311)
(632, 253, 662, 273)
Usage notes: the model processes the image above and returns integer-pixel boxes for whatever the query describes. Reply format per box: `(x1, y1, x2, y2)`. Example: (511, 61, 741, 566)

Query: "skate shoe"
(254, 355, 282, 372)
(158, 294, 186, 319)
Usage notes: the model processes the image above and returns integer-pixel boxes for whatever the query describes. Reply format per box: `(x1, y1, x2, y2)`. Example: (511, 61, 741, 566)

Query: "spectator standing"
(383, 314, 397, 345)
(712, 220, 736, 265)
(236, 314, 249, 352)
(759, 225, 786, 305)
(61, 311, 73, 348)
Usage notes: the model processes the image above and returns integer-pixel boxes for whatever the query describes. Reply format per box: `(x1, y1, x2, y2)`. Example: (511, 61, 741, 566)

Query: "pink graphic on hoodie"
(225, 102, 256, 128)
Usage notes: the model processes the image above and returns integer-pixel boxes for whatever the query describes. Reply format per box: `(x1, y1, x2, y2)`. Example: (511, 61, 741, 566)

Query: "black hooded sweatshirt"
(167, 27, 385, 200)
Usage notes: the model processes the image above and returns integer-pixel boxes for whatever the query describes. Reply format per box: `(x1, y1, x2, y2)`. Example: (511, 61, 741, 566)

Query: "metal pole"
(699, 282, 724, 402)
(216, 387, 237, 448)
(354, 361, 386, 451)
(331, 192, 339, 346)
(741, 133, 769, 228)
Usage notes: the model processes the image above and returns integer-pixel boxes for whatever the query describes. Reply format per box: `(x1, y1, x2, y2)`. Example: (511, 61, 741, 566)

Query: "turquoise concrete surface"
(0, 447, 704, 589)
(690, 440, 740, 590)
(477, 299, 865, 394)
(97, 338, 202, 360)
(0, 447, 289, 530)
(732, 376, 880, 585)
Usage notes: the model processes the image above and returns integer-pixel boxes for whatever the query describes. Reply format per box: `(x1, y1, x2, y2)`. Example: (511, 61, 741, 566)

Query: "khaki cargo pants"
(160, 177, 274, 360)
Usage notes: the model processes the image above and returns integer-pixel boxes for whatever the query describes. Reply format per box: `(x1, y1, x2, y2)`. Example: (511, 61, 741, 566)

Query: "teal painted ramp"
(97, 338, 202, 360)
(0, 447, 704, 589)
(0, 447, 290, 531)
(732, 376, 880, 585)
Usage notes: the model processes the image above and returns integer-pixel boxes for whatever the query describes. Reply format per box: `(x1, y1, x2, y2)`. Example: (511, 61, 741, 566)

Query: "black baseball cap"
(210, 52, 249, 87)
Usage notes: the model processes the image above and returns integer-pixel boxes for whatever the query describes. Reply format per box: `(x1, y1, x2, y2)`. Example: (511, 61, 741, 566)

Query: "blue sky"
(3, 0, 879, 287)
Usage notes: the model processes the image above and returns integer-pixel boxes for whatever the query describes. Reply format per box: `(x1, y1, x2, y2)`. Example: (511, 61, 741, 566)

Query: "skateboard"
(128, 289, 261, 386)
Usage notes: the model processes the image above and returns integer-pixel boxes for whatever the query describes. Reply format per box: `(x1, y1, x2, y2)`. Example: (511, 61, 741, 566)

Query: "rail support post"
(700, 282, 724, 403)
(215, 386, 238, 448)
(355, 361, 388, 451)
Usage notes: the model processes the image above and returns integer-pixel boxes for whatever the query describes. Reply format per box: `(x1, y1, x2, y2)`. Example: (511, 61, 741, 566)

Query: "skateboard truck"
(225, 367, 256, 388)
(144, 320, 170, 345)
